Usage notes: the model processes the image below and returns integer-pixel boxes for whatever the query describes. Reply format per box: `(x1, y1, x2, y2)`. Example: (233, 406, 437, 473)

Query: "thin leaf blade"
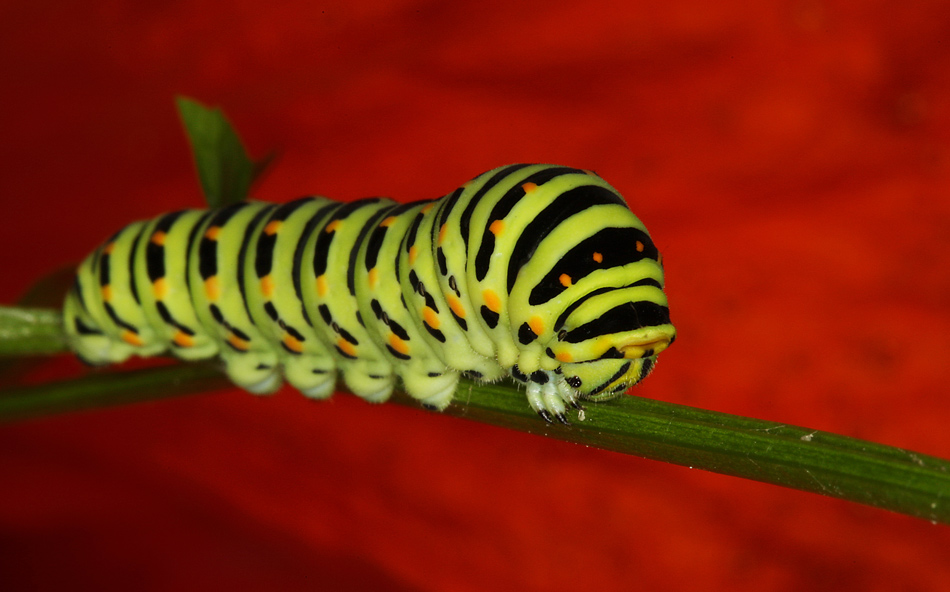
(175, 96, 259, 207)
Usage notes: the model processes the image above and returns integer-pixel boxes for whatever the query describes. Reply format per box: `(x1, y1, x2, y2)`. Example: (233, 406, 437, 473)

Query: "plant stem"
(0, 361, 228, 420)
(437, 381, 950, 524)
(1, 304, 948, 524)
(0, 306, 67, 355)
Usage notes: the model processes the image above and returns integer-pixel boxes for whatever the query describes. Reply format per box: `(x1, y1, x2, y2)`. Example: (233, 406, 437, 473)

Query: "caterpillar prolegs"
(64, 164, 676, 423)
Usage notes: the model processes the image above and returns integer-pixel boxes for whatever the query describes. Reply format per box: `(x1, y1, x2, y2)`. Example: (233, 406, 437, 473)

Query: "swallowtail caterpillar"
(65, 164, 676, 423)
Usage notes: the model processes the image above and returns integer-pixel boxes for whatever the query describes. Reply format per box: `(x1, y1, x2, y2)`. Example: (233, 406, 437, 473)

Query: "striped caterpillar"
(64, 164, 676, 423)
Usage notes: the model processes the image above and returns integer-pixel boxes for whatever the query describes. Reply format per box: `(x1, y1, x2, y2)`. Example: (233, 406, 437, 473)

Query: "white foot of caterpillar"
(243, 371, 283, 395)
(525, 375, 577, 425)
(297, 379, 336, 400)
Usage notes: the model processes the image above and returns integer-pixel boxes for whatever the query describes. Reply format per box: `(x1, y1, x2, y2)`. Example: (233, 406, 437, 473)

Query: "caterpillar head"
(550, 298, 675, 400)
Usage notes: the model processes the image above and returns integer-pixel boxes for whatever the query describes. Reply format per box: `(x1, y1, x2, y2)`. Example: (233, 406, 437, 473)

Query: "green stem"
(0, 361, 228, 420)
(437, 382, 950, 524)
(0, 306, 67, 355)
(1, 304, 948, 524)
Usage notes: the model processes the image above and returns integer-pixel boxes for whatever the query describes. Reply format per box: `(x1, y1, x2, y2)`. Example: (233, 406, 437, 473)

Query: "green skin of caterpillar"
(63, 164, 676, 423)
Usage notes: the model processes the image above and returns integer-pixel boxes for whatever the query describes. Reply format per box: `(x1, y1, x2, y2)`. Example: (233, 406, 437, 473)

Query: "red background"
(2, 1, 950, 589)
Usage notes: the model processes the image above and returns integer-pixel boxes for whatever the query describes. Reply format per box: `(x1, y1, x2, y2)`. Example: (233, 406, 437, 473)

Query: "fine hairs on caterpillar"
(64, 164, 676, 423)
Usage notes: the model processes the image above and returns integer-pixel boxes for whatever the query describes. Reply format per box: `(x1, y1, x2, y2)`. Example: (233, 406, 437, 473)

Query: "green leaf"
(175, 96, 268, 207)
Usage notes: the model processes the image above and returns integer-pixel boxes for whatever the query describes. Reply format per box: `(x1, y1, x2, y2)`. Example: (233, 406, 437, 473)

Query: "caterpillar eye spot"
(63, 163, 674, 420)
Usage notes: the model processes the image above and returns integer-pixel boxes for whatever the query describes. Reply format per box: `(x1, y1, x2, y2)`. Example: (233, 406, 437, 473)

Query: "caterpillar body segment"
(64, 164, 676, 422)
(242, 197, 340, 399)
(356, 200, 461, 409)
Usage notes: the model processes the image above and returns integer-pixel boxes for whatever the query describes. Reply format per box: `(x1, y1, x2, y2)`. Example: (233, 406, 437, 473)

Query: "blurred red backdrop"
(1, 0, 950, 590)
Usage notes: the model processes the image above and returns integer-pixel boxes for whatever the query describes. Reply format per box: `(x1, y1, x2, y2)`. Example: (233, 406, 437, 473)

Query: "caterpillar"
(64, 164, 676, 423)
